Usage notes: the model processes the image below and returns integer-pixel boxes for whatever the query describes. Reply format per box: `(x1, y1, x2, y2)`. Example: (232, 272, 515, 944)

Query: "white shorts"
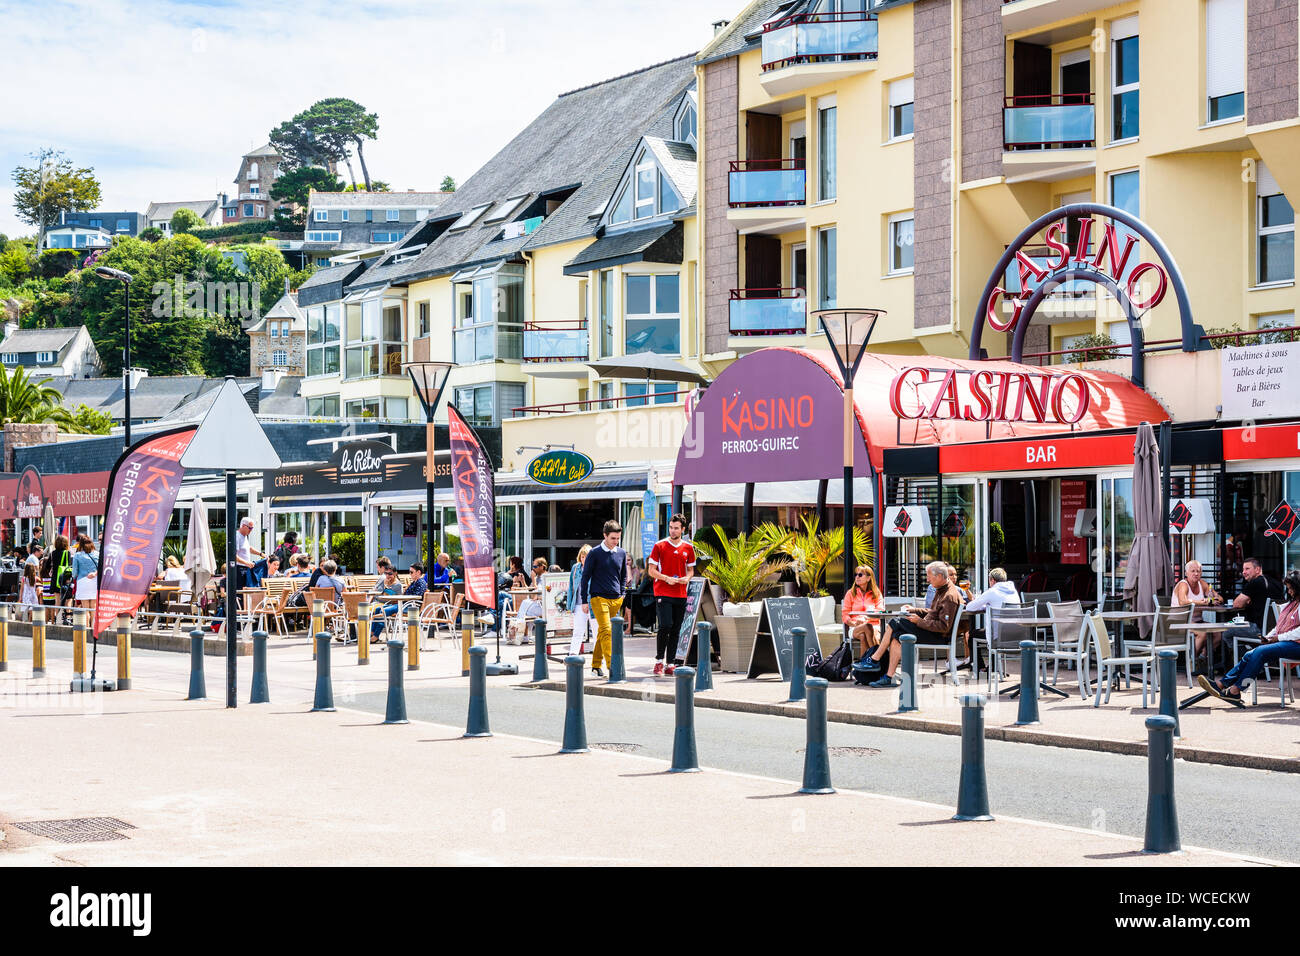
(75, 578, 98, 600)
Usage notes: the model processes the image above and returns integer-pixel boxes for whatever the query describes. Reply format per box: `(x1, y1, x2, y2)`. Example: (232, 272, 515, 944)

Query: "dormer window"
(675, 98, 697, 148)
(449, 203, 492, 232)
(249, 161, 259, 179)
(607, 145, 687, 227)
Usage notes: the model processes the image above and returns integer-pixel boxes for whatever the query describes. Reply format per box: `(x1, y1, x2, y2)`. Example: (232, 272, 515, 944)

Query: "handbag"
(806, 639, 853, 682)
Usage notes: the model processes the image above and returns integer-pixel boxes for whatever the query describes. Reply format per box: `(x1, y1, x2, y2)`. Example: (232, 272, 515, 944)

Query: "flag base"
(70, 677, 117, 693)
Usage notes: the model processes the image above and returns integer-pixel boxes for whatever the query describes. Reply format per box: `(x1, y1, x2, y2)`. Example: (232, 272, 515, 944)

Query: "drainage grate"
(590, 742, 643, 753)
(12, 817, 135, 844)
(798, 746, 881, 758)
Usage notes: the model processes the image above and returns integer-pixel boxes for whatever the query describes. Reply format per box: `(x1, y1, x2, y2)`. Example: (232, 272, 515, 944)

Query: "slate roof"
(145, 200, 219, 222)
(0, 327, 79, 355)
(562, 221, 681, 275)
(644, 138, 698, 206)
(246, 292, 305, 333)
(308, 191, 451, 209)
(45, 375, 219, 421)
(697, 0, 789, 65)
(245, 143, 279, 158)
(155, 378, 263, 424)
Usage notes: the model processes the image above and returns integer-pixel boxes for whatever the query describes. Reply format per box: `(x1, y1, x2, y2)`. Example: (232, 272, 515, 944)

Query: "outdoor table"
(990, 616, 1071, 699)
(1173, 621, 1245, 710)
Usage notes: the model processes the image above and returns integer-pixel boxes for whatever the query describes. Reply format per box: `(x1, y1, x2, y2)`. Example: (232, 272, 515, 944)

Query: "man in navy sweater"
(579, 520, 627, 678)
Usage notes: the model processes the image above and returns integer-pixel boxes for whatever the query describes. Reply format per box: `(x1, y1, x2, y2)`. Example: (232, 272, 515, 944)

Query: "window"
(1257, 163, 1294, 284)
(340, 209, 349, 222)
(75, 234, 88, 248)
(610, 180, 634, 224)
(36, 351, 54, 364)
(454, 383, 525, 426)
(269, 322, 279, 338)
(255, 205, 264, 217)
(1109, 169, 1141, 283)
(1, 353, 15, 364)
(1107, 319, 1133, 348)
(888, 77, 914, 140)
(89, 219, 102, 229)
(1111, 17, 1139, 142)
(306, 304, 341, 378)
(314, 210, 328, 222)
(598, 269, 614, 357)
(625, 382, 678, 407)
(818, 227, 837, 309)
(818, 98, 837, 201)
(635, 152, 656, 219)
(888, 214, 914, 274)
(1206, 0, 1245, 122)
(315, 257, 331, 267)
(449, 203, 492, 231)
(250, 185, 260, 196)
(659, 170, 683, 215)
(116, 219, 130, 233)
(371, 231, 402, 243)
(418, 302, 430, 337)
(306, 395, 340, 417)
(598, 381, 615, 410)
(345, 398, 381, 419)
(386, 209, 400, 221)
(272, 349, 288, 367)
(624, 274, 680, 355)
(248, 161, 259, 179)
(453, 264, 525, 364)
(345, 300, 405, 379)
(676, 100, 697, 148)
(485, 196, 528, 223)
(244, 204, 255, 217)
(306, 231, 342, 243)
(1257, 312, 1296, 341)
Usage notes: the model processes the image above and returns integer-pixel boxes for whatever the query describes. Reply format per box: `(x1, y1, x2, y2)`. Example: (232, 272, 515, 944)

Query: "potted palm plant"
(694, 524, 791, 672)
(763, 515, 873, 611)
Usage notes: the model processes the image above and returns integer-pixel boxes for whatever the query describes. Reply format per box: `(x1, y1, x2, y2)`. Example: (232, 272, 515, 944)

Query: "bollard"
(1015, 640, 1040, 726)
(953, 694, 993, 821)
(385, 640, 408, 724)
(187, 628, 207, 700)
(799, 677, 834, 793)
(310, 599, 325, 661)
(312, 632, 335, 712)
(31, 615, 47, 678)
(406, 606, 420, 672)
(464, 645, 491, 737)
(0, 604, 8, 672)
(607, 616, 626, 684)
(357, 602, 372, 666)
(1157, 649, 1180, 737)
(72, 609, 86, 679)
(114, 615, 131, 690)
(787, 626, 807, 703)
(897, 634, 917, 712)
(695, 622, 714, 692)
(669, 666, 700, 773)
(559, 655, 589, 754)
(1143, 715, 1181, 853)
(250, 630, 269, 704)
(531, 618, 549, 682)
(461, 609, 475, 677)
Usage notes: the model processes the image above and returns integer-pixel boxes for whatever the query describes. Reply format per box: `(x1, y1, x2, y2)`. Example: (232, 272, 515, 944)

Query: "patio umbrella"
(1124, 422, 1173, 637)
(584, 354, 710, 386)
(183, 496, 216, 605)
(42, 501, 56, 546)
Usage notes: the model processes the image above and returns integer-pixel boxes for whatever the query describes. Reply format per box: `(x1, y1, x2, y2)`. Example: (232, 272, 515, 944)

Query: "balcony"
(1001, 0, 1117, 34)
(759, 12, 878, 97)
(453, 322, 523, 365)
(729, 288, 808, 341)
(1003, 94, 1096, 182)
(523, 320, 589, 363)
(727, 160, 807, 232)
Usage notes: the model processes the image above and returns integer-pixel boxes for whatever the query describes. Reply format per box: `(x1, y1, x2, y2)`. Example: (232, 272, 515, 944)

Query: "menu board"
(673, 577, 709, 663)
(746, 597, 817, 681)
(539, 571, 573, 633)
(1060, 479, 1088, 565)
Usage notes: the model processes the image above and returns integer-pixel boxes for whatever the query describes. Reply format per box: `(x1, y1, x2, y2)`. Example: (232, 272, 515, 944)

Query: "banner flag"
(446, 406, 497, 610)
(94, 426, 197, 636)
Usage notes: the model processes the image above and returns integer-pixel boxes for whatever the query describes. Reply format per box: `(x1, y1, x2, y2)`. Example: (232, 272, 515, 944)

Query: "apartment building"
(298, 190, 452, 267)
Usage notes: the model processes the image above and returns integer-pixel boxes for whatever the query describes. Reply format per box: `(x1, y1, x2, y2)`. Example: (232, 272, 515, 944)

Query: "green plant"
(0, 363, 80, 431)
(1064, 333, 1119, 363)
(989, 521, 1006, 568)
(331, 532, 365, 572)
(757, 514, 873, 596)
(159, 539, 185, 572)
(693, 524, 791, 605)
(1204, 323, 1300, 348)
(209, 530, 226, 564)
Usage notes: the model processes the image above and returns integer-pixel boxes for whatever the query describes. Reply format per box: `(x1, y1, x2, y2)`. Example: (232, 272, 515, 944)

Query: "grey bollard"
(898, 634, 918, 712)
(607, 616, 626, 684)
(312, 632, 335, 712)
(669, 666, 700, 773)
(464, 645, 491, 737)
(560, 655, 589, 753)
(1143, 715, 1181, 853)
(531, 617, 549, 682)
(694, 622, 714, 692)
(1157, 649, 1180, 737)
(1015, 640, 1041, 726)
(385, 640, 408, 724)
(953, 694, 993, 821)
(799, 677, 834, 793)
(787, 626, 807, 703)
(187, 628, 207, 700)
(250, 630, 269, 704)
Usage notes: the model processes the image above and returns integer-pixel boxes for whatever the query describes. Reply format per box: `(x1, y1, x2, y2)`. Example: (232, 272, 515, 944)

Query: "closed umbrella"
(42, 502, 55, 547)
(183, 496, 216, 607)
(1124, 422, 1173, 636)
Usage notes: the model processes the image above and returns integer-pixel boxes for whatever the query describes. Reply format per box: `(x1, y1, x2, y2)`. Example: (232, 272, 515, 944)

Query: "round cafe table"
(1172, 621, 1246, 709)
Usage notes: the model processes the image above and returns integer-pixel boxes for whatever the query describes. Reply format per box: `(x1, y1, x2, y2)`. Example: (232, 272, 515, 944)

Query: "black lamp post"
(94, 266, 134, 450)
(404, 361, 455, 577)
(815, 308, 883, 617)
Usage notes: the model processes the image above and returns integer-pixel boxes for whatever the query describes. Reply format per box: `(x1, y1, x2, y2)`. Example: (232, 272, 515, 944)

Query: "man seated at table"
(858, 562, 960, 688)
(427, 553, 452, 586)
(958, 568, 1022, 672)
(288, 553, 313, 579)
(1223, 557, 1283, 660)
(1200, 570, 1300, 704)
(316, 559, 346, 604)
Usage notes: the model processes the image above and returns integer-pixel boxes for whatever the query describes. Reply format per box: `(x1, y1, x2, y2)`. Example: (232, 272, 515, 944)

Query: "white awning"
(690, 478, 874, 507)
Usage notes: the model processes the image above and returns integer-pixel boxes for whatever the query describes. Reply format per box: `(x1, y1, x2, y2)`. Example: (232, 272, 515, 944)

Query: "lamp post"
(404, 361, 455, 579)
(94, 266, 134, 450)
(815, 308, 883, 621)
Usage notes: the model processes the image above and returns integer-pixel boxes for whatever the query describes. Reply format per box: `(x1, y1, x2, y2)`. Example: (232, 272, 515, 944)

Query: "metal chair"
(1086, 613, 1152, 708)
(1021, 590, 1062, 617)
(1045, 600, 1085, 686)
(913, 600, 964, 680)
(1125, 603, 1192, 689)
(982, 605, 1038, 691)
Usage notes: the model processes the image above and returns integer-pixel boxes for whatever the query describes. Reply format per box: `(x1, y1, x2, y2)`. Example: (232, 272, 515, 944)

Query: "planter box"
(714, 613, 760, 673)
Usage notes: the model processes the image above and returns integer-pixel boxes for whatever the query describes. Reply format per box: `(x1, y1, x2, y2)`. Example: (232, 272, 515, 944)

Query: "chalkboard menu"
(673, 577, 709, 662)
(747, 597, 817, 681)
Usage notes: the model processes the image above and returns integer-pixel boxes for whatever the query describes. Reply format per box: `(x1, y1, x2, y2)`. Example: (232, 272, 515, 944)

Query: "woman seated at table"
(156, 555, 192, 604)
(1199, 570, 1300, 704)
(1174, 559, 1223, 671)
(843, 565, 885, 657)
(368, 563, 414, 641)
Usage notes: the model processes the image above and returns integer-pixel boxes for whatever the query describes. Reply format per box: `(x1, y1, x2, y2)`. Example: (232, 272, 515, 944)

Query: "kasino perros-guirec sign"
(528, 450, 594, 486)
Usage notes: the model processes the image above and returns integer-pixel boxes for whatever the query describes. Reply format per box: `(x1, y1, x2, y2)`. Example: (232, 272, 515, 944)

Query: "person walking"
(71, 534, 99, 614)
(234, 517, 262, 591)
(649, 514, 695, 676)
(579, 520, 627, 678)
(567, 544, 598, 656)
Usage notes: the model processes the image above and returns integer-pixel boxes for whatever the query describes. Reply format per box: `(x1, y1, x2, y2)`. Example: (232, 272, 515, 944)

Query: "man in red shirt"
(648, 514, 695, 676)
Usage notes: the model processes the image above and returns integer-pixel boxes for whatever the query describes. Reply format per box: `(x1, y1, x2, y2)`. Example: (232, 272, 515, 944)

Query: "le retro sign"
(527, 450, 594, 486)
(263, 440, 451, 497)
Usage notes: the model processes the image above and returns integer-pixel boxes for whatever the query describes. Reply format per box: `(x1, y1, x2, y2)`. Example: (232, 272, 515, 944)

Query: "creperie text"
(889, 367, 1092, 426)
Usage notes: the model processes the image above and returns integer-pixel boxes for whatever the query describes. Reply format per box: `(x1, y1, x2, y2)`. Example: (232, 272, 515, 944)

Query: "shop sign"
(1222, 423, 1300, 461)
(883, 506, 932, 539)
(263, 440, 450, 497)
(940, 432, 1137, 474)
(527, 450, 594, 486)
(0, 466, 111, 521)
(1169, 498, 1215, 536)
(1220, 343, 1300, 421)
(1264, 501, 1299, 543)
(889, 367, 1091, 427)
(1059, 480, 1088, 564)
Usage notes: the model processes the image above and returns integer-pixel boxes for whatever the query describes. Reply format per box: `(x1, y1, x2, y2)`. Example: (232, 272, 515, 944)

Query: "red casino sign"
(888, 366, 1092, 426)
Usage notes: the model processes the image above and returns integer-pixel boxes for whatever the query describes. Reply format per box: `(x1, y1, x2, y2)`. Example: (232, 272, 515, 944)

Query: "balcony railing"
(728, 160, 807, 208)
(523, 320, 589, 362)
(453, 323, 523, 365)
(514, 390, 691, 416)
(1004, 94, 1095, 150)
(761, 12, 879, 71)
(729, 288, 808, 335)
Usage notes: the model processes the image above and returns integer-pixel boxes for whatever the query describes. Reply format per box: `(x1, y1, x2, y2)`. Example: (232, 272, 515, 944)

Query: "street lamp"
(404, 360, 455, 579)
(815, 308, 883, 627)
(94, 266, 134, 449)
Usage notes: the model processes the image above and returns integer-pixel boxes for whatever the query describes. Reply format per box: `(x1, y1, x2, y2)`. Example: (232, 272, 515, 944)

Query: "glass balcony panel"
(762, 16, 878, 68)
(1004, 102, 1095, 149)
(524, 326, 589, 361)
(729, 167, 807, 206)
(729, 293, 807, 335)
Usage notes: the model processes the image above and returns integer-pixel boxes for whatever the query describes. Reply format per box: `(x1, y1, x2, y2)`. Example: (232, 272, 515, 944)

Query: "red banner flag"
(94, 426, 196, 636)
(446, 406, 497, 610)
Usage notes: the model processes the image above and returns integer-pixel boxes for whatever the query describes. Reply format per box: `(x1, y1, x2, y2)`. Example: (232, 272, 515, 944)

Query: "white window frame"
(817, 226, 837, 309)
(272, 349, 288, 367)
(1256, 163, 1295, 286)
(887, 77, 914, 142)
(314, 209, 328, 222)
(1110, 16, 1140, 144)
(623, 272, 682, 356)
(386, 209, 400, 221)
(887, 212, 915, 275)
(1205, 0, 1246, 124)
(634, 151, 656, 219)
(817, 96, 837, 202)
(306, 230, 342, 243)
(340, 209, 349, 221)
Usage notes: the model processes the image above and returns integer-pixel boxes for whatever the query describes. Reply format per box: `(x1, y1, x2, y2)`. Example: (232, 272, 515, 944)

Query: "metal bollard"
(953, 694, 993, 821)
(669, 666, 700, 773)
(523, 618, 544, 683)
(312, 632, 335, 712)
(607, 616, 626, 684)
(1015, 640, 1040, 725)
(799, 677, 834, 793)
(31, 615, 47, 678)
(897, 633, 917, 713)
(460, 608, 475, 677)
(114, 615, 131, 690)
(1157, 649, 1180, 737)
(385, 640, 408, 724)
(1143, 715, 1181, 853)
(187, 628, 207, 700)
(695, 622, 714, 692)
(559, 655, 589, 754)
(406, 606, 420, 672)
(787, 626, 807, 703)
(72, 608, 86, 679)
(310, 599, 324, 661)
(0, 604, 8, 672)
(250, 630, 269, 704)
(357, 602, 372, 666)
(464, 645, 491, 737)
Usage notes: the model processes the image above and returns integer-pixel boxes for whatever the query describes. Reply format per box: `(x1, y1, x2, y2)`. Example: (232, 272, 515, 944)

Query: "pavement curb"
(529, 679, 1300, 776)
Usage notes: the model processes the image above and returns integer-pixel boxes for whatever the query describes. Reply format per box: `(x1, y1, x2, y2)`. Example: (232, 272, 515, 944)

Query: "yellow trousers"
(589, 596, 623, 670)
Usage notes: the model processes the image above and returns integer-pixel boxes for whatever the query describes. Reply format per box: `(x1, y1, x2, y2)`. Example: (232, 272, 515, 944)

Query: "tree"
(269, 98, 379, 191)
(70, 403, 112, 435)
(440, 176, 456, 193)
(0, 243, 31, 287)
(270, 166, 344, 208)
(170, 208, 205, 235)
(11, 148, 102, 252)
(0, 363, 79, 431)
(343, 181, 390, 192)
(139, 227, 164, 243)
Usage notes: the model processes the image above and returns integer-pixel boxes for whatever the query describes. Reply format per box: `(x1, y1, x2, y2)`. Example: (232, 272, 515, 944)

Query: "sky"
(0, 0, 732, 238)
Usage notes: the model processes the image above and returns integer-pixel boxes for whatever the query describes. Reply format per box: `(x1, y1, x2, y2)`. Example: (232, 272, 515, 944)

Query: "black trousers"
(656, 595, 686, 662)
